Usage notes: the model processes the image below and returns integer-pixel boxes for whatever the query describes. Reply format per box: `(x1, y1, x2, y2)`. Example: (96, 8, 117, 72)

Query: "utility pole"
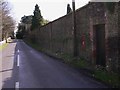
(72, 0, 77, 57)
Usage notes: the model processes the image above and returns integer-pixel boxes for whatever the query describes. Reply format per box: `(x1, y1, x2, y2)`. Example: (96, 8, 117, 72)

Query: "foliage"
(16, 31, 23, 39)
(94, 70, 120, 88)
(17, 15, 33, 39)
(19, 4, 49, 33)
(41, 19, 49, 26)
(9, 31, 15, 39)
(0, 42, 8, 50)
(0, 0, 15, 41)
(21, 15, 33, 24)
(31, 4, 43, 30)
(67, 4, 72, 14)
(15, 23, 26, 39)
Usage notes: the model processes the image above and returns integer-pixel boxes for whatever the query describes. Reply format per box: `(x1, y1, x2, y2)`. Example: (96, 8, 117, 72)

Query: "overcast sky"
(8, 0, 90, 23)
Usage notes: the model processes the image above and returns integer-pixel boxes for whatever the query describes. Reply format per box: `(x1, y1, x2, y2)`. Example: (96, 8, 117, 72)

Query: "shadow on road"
(0, 69, 13, 73)
(1, 39, 18, 89)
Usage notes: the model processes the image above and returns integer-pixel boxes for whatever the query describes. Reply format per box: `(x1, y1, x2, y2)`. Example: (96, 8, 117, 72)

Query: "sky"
(8, 0, 90, 23)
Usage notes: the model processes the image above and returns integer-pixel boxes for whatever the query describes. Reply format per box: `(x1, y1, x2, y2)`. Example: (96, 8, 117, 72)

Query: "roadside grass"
(94, 69, 120, 88)
(0, 39, 13, 51)
(24, 39, 120, 88)
(0, 43, 8, 51)
(62, 55, 120, 88)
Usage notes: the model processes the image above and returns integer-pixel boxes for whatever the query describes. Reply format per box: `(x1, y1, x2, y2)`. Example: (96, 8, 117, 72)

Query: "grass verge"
(0, 43, 8, 51)
(94, 69, 120, 88)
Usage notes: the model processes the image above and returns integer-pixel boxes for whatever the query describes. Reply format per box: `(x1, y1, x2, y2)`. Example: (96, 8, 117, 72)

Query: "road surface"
(0, 39, 108, 88)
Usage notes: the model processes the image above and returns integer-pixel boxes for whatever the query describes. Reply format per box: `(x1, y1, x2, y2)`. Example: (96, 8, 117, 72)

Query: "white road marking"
(17, 55, 20, 67)
(15, 82, 19, 90)
(17, 49, 19, 53)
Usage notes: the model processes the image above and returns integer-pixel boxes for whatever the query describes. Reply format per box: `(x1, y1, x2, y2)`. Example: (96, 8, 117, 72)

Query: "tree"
(16, 31, 23, 39)
(67, 4, 72, 14)
(16, 23, 25, 39)
(31, 4, 43, 30)
(0, 0, 15, 42)
(0, 1, 2, 41)
(2, 16, 15, 42)
(20, 15, 33, 37)
(9, 31, 15, 39)
(21, 15, 33, 24)
(41, 19, 49, 26)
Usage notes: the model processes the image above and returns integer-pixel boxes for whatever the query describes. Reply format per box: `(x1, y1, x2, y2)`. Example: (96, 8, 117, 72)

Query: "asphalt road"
(0, 39, 108, 88)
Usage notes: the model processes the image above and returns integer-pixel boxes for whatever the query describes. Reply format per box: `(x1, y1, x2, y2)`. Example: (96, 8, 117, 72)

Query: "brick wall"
(28, 2, 119, 72)
(105, 3, 119, 72)
(35, 13, 74, 56)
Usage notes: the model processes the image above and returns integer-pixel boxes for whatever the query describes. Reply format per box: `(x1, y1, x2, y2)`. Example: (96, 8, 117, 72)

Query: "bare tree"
(0, 1, 2, 41)
(0, 0, 15, 42)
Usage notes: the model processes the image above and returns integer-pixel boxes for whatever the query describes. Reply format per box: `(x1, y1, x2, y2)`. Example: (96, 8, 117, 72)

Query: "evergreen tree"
(67, 4, 72, 14)
(31, 4, 43, 30)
